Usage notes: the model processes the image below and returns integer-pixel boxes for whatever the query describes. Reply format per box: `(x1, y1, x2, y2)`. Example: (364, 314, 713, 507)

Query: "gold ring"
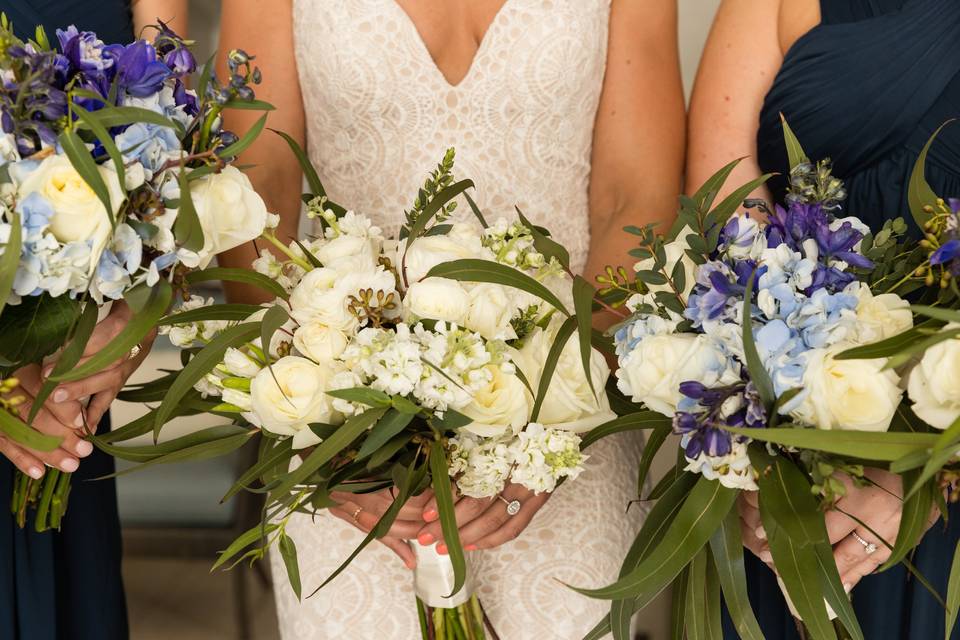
(128, 343, 143, 360)
(351, 506, 363, 522)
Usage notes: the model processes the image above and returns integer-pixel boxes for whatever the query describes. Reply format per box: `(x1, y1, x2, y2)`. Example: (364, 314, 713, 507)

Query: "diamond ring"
(497, 495, 521, 516)
(850, 531, 878, 555)
(128, 343, 143, 360)
(351, 506, 363, 523)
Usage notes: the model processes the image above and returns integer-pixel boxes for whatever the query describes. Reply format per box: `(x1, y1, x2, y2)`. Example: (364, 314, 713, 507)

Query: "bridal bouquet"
(574, 123, 947, 640)
(104, 146, 613, 639)
(0, 16, 271, 530)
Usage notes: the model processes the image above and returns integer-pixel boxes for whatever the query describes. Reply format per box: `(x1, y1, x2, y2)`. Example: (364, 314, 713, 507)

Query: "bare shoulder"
(778, 0, 822, 54)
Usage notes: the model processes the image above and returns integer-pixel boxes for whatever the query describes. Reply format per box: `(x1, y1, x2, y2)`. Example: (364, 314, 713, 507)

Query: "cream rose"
(293, 320, 349, 362)
(184, 166, 269, 268)
(18, 154, 124, 269)
(401, 224, 486, 282)
(792, 344, 902, 432)
(314, 234, 380, 270)
(289, 267, 359, 332)
(511, 319, 614, 432)
(850, 283, 913, 345)
(461, 364, 532, 437)
(617, 333, 737, 417)
(246, 356, 341, 449)
(907, 326, 960, 429)
(464, 283, 518, 340)
(403, 277, 470, 326)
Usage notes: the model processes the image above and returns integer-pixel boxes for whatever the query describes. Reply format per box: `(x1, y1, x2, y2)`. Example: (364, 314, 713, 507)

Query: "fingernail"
(465, 544, 478, 551)
(28, 466, 44, 479)
(417, 533, 434, 545)
(74, 413, 85, 428)
(42, 365, 53, 378)
(406, 560, 417, 570)
(437, 544, 448, 555)
(75, 441, 93, 457)
(755, 526, 767, 540)
(53, 389, 68, 403)
(61, 458, 79, 473)
(843, 582, 853, 593)
(423, 509, 438, 521)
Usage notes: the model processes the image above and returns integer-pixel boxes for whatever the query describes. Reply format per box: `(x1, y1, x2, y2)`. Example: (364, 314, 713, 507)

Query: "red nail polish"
(423, 509, 438, 521)
(465, 544, 478, 551)
(417, 533, 434, 545)
(437, 544, 448, 555)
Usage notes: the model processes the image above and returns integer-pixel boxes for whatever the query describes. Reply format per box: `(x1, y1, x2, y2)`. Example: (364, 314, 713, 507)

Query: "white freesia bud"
(461, 364, 532, 437)
(404, 278, 470, 326)
(792, 343, 901, 432)
(221, 388, 253, 411)
(511, 318, 614, 432)
(223, 347, 262, 378)
(293, 321, 349, 362)
(246, 356, 341, 449)
(907, 325, 960, 429)
(183, 166, 268, 268)
(848, 282, 913, 345)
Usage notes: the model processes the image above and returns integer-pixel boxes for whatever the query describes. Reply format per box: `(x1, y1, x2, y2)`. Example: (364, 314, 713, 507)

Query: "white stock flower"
(508, 423, 585, 494)
(792, 343, 901, 432)
(848, 282, 913, 345)
(246, 356, 341, 449)
(448, 434, 512, 498)
(512, 319, 614, 432)
(684, 441, 757, 491)
(617, 334, 738, 417)
(907, 326, 960, 429)
(460, 364, 531, 437)
(293, 321, 349, 362)
(181, 166, 268, 268)
(404, 277, 470, 326)
(18, 154, 123, 272)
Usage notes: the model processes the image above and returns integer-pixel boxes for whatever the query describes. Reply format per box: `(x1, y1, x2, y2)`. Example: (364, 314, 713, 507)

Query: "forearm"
(132, 0, 188, 35)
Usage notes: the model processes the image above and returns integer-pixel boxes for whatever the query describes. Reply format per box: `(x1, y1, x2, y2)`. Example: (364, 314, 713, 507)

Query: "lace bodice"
(292, 0, 612, 272)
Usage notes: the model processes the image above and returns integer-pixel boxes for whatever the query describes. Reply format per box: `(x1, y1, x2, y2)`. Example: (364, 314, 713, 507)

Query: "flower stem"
(260, 231, 313, 271)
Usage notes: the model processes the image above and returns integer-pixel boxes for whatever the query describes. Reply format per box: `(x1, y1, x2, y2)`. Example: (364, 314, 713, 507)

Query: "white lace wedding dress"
(270, 2, 646, 638)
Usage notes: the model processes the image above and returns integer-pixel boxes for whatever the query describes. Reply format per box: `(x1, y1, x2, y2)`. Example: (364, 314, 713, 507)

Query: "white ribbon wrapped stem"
(409, 539, 476, 609)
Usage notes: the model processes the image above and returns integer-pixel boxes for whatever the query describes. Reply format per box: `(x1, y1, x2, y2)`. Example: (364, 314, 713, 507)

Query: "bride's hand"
(329, 488, 435, 569)
(414, 482, 550, 554)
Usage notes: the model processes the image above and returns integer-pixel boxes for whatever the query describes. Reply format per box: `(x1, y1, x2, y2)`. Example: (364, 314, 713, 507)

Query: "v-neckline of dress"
(387, 0, 513, 89)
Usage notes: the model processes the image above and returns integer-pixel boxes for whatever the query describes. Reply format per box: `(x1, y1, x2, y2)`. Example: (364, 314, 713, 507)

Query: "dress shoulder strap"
(818, 0, 907, 25)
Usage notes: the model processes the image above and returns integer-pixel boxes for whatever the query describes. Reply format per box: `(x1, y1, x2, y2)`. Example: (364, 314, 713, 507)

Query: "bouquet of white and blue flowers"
(0, 16, 272, 530)
(103, 147, 613, 640)
(574, 122, 946, 640)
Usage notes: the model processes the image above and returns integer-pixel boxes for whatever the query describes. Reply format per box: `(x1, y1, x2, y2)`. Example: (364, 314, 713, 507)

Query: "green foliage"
(0, 208, 21, 318)
(405, 148, 458, 231)
(0, 294, 81, 370)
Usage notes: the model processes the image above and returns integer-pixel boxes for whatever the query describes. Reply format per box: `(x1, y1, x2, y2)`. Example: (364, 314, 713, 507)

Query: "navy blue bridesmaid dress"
(723, 0, 960, 638)
(0, 5, 133, 639)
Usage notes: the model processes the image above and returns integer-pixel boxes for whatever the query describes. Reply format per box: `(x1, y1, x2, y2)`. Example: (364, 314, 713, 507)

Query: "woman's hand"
(414, 482, 550, 554)
(329, 488, 435, 569)
(0, 364, 92, 478)
(42, 301, 155, 430)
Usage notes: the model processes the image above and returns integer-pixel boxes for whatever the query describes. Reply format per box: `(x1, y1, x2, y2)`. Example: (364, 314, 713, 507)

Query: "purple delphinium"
(1, 45, 69, 155)
(113, 41, 171, 98)
(930, 200, 960, 275)
(153, 21, 196, 77)
(765, 202, 830, 252)
(672, 379, 767, 460)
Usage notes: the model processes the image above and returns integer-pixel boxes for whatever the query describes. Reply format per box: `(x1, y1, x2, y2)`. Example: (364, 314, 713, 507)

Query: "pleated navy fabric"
(723, 1, 960, 638)
(0, 7, 131, 640)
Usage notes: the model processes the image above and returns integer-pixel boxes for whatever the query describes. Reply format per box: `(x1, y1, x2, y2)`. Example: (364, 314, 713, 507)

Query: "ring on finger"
(128, 343, 142, 360)
(351, 506, 363, 523)
(497, 494, 521, 517)
(850, 531, 878, 555)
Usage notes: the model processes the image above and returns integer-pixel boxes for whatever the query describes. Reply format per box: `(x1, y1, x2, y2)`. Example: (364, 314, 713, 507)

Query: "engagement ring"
(497, 495, 521, 516)
(851, 531, 878, 555)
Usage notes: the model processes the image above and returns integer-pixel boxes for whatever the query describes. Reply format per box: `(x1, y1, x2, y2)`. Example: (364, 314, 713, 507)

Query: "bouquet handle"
(410, 539, 475, 608)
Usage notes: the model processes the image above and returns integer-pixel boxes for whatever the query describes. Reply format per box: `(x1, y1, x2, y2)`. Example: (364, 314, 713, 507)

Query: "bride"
(218, 1, 684, 637)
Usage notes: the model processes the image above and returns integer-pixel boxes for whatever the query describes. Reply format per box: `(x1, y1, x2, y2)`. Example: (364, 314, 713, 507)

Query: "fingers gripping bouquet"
(0, 17, 271, 530)
(109, 147, 613, 639)
(573, 122, 929, 640)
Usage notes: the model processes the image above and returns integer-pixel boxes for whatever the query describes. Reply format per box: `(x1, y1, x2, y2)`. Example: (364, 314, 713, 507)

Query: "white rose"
(463, 283, 518, 340)
(461, 364, 532, 437)
(246, 356, 341, 449)
(849, 282, 914, 345)
(18, 154, 124, 270)
(293, 321, 349, 362)
(223, 347, 262, 378)
(401, 225, 485, 282)
(633, 229, 697, 298)
(315, 233, 380, 270)
(185, 166, 268, 268)
(404, 277, 470, 326)
(792, 344, 901, 432)
(511, 319, 615, 432)
(289, 267, 359, 332)
(907, 327, 960, 429)
(617, 333, 737, 417)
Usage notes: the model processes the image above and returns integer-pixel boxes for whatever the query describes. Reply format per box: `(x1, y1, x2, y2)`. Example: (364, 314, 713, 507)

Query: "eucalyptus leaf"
(186, 267, 289, 300)
(709, 508, 764, 640)
(530, 316, 576, 422)
(946, 542, 960, 640)
(158, 303, 262, 326)
(0, 208, 21, 317)
(729, 427, 939, 461)
(58, 129, 114, 225)
(72, 104, 128, 193)
(219, 113, 268, 158)
(326, 387, 392, 408)
(278, 534, 302, 600)
(426, 258, 570, 315)
(213, 522, 280, 571)
(404, 179, 474, 248)
(578, 411, 671, 450)
(0, 405, 62, 451)
(741, 271, 776, 409)
(357, 409, 414, 460)
(430, 442, 467, 597)
(0, 293, 81, 368)
(908, 122, 952, 231)
(781, 115, 810, 169)
(572, 275, 597, 396)
(173, 172, 205, 252)
(516, 207, 570, 269)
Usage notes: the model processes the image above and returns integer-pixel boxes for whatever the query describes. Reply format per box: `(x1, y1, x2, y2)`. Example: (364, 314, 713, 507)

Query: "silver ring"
(497, 495, 521, 516)
(128, 343, 142, 360)
(850, 531, 878, 555)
